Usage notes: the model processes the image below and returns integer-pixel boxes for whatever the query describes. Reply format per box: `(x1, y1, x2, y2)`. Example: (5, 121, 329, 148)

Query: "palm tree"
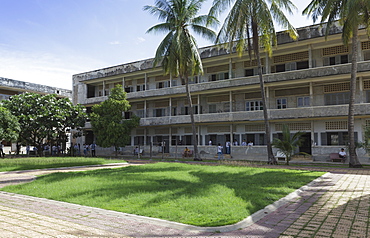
(303, 0, 370, 168)
(272, 124, 305, 165)
(144, 0, 218, 160)
(209, 0, 298, 164)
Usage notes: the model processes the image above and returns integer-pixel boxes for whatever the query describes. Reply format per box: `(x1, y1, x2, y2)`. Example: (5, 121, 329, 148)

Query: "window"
(297, 96, 310, 107)
(277, 98, 287, 109)
(209, 104, 217, 113)
(135, 110, 144, 118)
(153, 108, 166, 117)
(246, 100, 263, 111)
(324, 92, 350, 105)
(210, 72, 231, 81)
(156, 81, 170, 89)
(325, 54, 350, 66)
(245, 69, 254, 77)
(136, 84, 146, 92)
(296, 61, 309, 70)
(87, 85, 96, 98)
(125, 86, 133, 93)
(275, 64, 286, 72)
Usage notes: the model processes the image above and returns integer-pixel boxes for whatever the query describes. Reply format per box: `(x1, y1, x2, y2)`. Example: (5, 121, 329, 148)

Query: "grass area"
(1, 162, 324, 227)
(0, 157, 124, 172)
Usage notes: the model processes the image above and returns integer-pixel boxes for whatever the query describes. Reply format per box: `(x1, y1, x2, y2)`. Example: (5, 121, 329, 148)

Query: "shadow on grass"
(4, 162, 324, 227)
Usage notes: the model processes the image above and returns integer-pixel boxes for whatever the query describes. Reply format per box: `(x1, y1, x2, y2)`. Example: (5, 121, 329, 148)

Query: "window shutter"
(321, 133, 327, 146)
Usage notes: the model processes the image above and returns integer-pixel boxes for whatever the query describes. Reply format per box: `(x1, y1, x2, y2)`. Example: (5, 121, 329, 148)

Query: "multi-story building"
(73, 22, 370, 162)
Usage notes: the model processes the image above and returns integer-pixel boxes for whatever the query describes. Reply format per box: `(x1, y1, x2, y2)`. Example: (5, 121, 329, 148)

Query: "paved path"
(0, 163, 369, 237)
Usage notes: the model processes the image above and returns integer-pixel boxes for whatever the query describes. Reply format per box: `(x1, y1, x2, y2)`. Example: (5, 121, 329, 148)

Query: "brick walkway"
(0, 163, 369, 237)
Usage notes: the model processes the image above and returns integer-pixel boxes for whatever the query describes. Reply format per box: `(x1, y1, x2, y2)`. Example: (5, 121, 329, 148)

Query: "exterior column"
(144, 73, 147, 90)
(144, 100, 147, 118)
(265, 53, 270, 74)
(103, 81, 106, 96)
(198, 126, 201, 146)
(229, 91, 233, 112)
(309, 82, 313, 106)
(169, 97, 172, 117)
(229, 58, 233, 79)
(308, 45, 313, 68)
(265, 86, 270, 109)
(144, 128, 147, 146)
(359, 77, 364, 103)
(122, 77, 125, 89)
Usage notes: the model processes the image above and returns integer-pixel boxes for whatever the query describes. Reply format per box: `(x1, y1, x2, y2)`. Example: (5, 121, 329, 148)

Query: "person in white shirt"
(217, 143, 224, 160)
(339, 148, 346, 161)
(225, 141, 231, 154)
(241, 139, 247, 146)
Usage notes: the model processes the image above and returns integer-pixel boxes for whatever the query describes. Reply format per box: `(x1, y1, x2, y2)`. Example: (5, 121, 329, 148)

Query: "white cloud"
(0, 48, 108, 90)
(136, 37, 146, 44)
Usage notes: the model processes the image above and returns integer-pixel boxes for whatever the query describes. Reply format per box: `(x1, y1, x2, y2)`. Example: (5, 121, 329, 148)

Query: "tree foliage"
(0, 107, 20, 143)
(144, 0, 217, 160)
(209, 0, 298, 164)
(90, 85, 140, 154)
(2, 93, 87, 154)
(303, 0, 370, 168)
(272, 125, 305, 165)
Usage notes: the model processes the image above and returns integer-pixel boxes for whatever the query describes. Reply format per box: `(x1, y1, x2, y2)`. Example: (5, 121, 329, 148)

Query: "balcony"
(126, 61, 370, 100)
(138, 103, 370, 126)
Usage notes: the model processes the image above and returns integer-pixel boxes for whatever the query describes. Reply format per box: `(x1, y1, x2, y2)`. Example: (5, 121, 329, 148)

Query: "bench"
(276, 151, 286, 161)
(330, 153, 346, 163)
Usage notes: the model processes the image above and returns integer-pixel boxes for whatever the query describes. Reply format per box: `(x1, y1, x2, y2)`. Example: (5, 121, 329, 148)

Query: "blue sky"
(0, 0, 312, 90)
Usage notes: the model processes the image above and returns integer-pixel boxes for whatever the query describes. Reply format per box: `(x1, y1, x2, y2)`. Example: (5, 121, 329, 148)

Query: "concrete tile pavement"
(0, 163, 369, 237)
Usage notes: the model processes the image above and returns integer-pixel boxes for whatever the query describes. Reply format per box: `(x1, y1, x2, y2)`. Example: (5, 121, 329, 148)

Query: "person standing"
(217, 143, 224, 160)
(90, 143, 96, 157)
(0, 142, 4, 158)
(225, 140, 231, 154)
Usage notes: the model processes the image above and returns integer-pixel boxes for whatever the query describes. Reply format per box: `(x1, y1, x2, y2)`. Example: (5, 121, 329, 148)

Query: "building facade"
(73, 22, 370, 162)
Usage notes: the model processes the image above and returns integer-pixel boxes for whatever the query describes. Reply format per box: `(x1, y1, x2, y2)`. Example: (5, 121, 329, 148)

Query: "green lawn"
(1, 162, 324, 227)
(0, 157, 124, 172)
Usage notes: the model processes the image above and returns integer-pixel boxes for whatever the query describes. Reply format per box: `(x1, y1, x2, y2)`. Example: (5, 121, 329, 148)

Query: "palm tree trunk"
(348, 27, 362, 168)
(184, 76, 200, 160)
(252, 20, 276, 164)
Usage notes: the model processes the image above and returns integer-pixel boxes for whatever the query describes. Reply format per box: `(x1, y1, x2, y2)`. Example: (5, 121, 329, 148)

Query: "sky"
(0, 0, 314, 90)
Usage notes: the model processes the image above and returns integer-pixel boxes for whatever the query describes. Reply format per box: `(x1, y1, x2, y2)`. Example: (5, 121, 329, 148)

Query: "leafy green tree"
(0, 107, 20, 143)
(90, 85, 140, 156)
(303, 0, 370, 168)
(272, 125, 305, 165)
(144, 0, 218, 160)
(2, 93, 87, 155)
(209, 0, 298, 164)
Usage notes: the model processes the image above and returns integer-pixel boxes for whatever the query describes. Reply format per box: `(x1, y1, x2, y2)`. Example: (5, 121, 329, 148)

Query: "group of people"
(215, 140, 254, 160)
(72, 143, 96, 157)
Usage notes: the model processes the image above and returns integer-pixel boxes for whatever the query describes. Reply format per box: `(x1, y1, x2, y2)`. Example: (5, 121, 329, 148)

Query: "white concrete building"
(73, 22, 370, 162)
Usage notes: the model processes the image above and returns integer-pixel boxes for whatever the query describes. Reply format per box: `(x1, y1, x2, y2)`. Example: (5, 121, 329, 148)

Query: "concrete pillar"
(103, 81, 106, 96)
(308, 45, 313, 68)
(144, 100, 147, 118)
(229, 91, 232, 112)
(229, 58, 233, 79)
(359, 76, 364, 103)
(169, 97, 172, 117)
(309, 82, 313, 106)
(144, 73, 147, 90)
(265, 53, 270, 74)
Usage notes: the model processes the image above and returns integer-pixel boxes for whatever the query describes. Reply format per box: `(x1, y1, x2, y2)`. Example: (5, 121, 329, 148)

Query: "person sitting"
(183, 147, 191, 157)
(339, 148, 346, 162)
